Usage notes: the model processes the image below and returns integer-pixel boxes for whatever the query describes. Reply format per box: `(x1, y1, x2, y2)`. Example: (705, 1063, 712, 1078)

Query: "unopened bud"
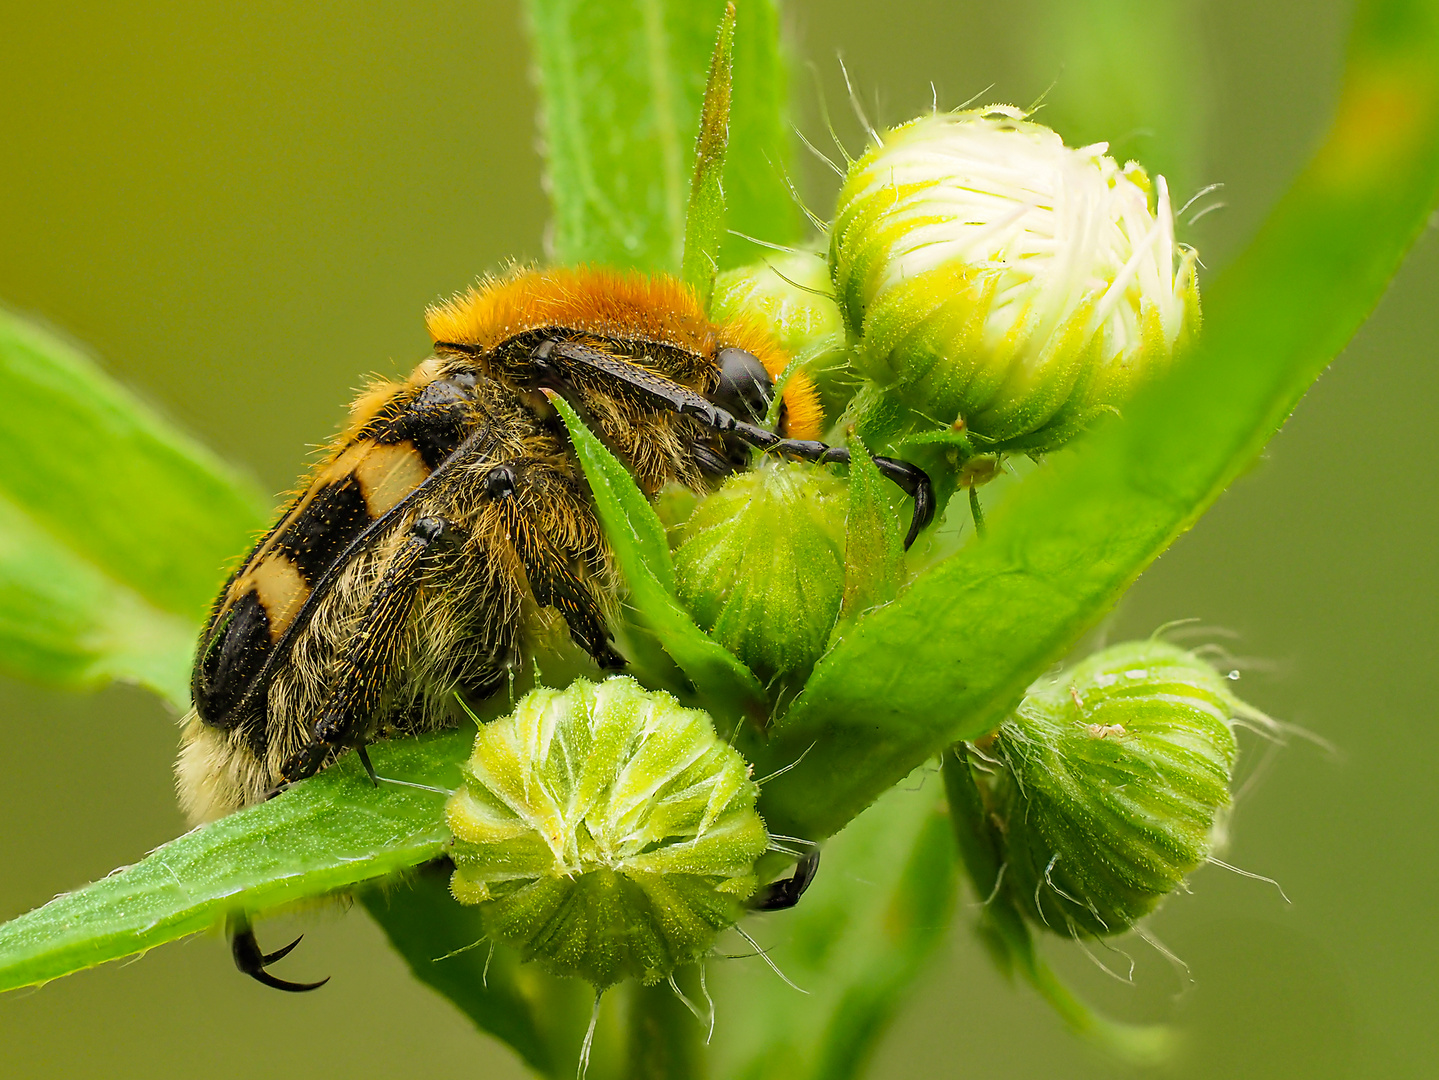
(975, 641, 1256, 936)
(674, 461, 848, 686)
(712, 253, 853, 424)
(446, 677, 768, 987)
(830, 108, 1200, 454)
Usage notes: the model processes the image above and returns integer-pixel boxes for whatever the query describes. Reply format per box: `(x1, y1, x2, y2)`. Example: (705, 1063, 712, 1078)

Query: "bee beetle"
(178, 267, 933, 989)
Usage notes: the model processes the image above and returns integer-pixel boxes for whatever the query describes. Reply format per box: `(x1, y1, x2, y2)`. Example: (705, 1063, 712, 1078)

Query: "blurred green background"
(1, 1, 1432, 1077)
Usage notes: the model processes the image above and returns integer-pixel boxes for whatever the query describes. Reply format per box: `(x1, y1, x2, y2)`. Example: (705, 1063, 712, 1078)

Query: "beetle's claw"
(230, 920, 330, 993)
(752, 850, 821, 911)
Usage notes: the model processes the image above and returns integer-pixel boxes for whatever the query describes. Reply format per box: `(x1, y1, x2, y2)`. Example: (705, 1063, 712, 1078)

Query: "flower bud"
(446, 676, 768, 988)
(712, 253, 853, 424)
(974, 641, 1256, 937)
(830, 108, 1200, 454)
(673, 461, 848, 686)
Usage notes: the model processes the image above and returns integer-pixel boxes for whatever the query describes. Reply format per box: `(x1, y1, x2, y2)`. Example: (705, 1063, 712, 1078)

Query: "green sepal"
(681, 3, 736, 313)
(551, 394, 766, 722)
(674, 462, 848, 689)
(941, 747, 1174, 1065)
(835, 440, 904, 629)
(446, 677, 768, 989)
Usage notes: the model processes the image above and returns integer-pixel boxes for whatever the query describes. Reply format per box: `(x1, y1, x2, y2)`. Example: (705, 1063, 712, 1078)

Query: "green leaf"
(362, 867, 599, 1080)
(0, 308, 269, 706)
(551, 394, 766, 721)
(681, 3, 737, 312)
(715, 775, 958, 1080)
(722, 0, 803, 266)
(0, 729, 469, 992)
(526, 0, 796, 272)
(753, 2, 1439, 839)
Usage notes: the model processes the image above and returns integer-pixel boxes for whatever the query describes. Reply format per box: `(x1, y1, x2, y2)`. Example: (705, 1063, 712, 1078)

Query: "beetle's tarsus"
(752, 850, 821, 911)
(356, 743, 379, 787)
(230, 921, 330, 993)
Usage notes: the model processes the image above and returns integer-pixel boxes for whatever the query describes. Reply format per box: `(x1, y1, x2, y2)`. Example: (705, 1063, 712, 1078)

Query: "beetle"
(178, 266, 933, 989)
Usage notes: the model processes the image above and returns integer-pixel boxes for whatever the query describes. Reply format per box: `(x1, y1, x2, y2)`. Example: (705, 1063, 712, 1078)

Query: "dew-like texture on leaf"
(0, 730, 468, 993)
(0, 308, 268, 704)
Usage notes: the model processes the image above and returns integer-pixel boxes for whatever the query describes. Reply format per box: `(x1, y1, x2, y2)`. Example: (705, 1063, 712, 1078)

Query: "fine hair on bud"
(829, 107, 1201, 457)
(673, 460, 849, 689)
(445, 676, 769, 989)
(967, 640, 1267, 938)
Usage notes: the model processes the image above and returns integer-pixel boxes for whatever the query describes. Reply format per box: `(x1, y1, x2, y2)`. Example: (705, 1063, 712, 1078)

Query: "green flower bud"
(673, 461, 848, 686)
(446, 676, 768, 988)
(712, 252, 853, 427)
(830, 108, 1200, 454)
(974, 641, 1257, 937)
(713, 251, 845, 356)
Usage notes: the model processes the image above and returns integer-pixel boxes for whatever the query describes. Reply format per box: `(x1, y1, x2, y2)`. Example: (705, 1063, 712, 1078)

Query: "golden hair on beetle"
(179, 267, 842, 828)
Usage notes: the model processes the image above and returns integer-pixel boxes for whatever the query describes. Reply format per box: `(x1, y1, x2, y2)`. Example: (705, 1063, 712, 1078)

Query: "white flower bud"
(830, 108, 1200, 453)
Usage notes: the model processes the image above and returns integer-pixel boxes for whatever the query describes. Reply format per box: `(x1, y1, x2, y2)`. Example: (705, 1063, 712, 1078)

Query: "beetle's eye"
(713, 348, 774, 423)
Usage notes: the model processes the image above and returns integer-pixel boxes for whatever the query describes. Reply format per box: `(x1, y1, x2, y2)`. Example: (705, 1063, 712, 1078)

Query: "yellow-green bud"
(674, 461, 848, 686)
(976, 641, 1254, 937)
(712, 252, 854, 424)
(713, 252, 845, 356)
(830, 108, 1201, 454)
(446, 677, 768, 988)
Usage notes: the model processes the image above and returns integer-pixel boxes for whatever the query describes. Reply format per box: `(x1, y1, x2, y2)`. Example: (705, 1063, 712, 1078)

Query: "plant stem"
(360, 863, 596, 1080)
(626, 966, 709, 1080)
(968, 486, 987, 538)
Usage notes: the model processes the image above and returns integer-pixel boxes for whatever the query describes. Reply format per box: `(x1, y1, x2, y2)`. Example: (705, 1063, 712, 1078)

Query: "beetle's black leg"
(690, 439, 739, 478)
(279, 514, 451, 785)
(752, 851, 821, 911)
(527, 339, 935, 549)
(728, 431, 937, 549)
(229, 915, 329, 993)
(355, 743, 379, 787)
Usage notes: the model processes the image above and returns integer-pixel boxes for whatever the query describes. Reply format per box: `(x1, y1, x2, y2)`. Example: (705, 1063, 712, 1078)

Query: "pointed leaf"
(552, 395, 766, 720)
(754, 4, 1439, 838)
(682, 3, 737, 312)
(0, 308, 268, 705)
(526, 0, 797, 272)
(0, 730, 468, 993)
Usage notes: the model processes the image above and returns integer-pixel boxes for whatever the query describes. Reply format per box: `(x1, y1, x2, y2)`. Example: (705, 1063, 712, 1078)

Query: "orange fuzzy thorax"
(426, 267, 824, 440)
